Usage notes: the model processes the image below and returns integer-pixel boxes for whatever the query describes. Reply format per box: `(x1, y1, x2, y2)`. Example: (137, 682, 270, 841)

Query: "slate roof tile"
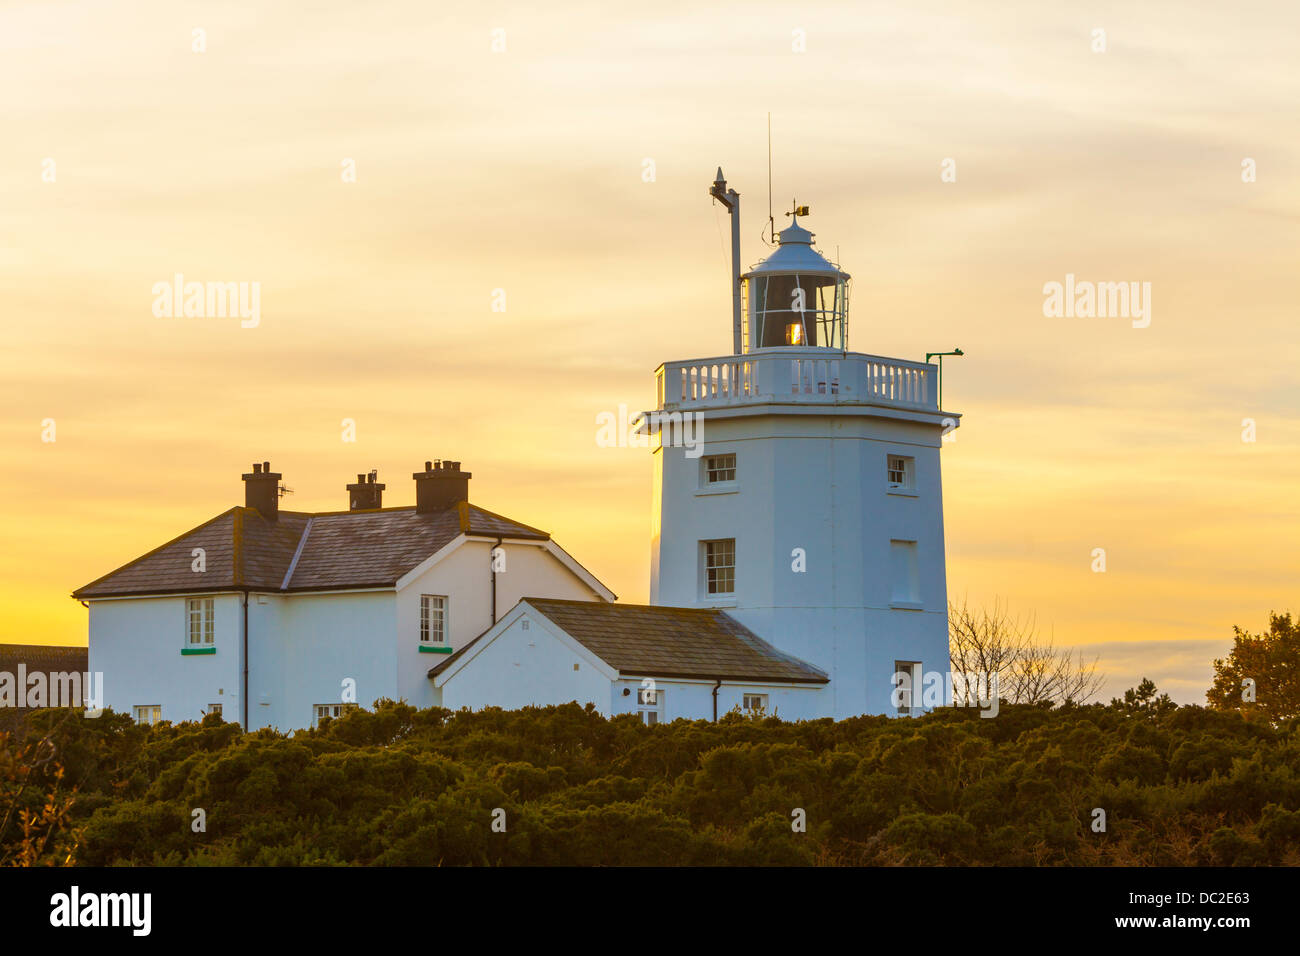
(72, 504, 548, 599)
(431, 598, 828, 684)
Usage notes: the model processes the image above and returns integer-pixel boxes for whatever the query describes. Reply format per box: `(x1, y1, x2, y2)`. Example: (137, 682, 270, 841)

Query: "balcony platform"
(655, 349, 955, 421)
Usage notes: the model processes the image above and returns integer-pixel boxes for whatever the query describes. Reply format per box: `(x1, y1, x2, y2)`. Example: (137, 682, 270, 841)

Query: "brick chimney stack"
(412, 460, 471, 514)
(346, 471, 385, 511)
(242, 461, 282, 520)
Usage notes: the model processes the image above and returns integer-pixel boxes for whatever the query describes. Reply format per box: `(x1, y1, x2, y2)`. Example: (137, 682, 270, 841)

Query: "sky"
(2, 1, 1297, 704)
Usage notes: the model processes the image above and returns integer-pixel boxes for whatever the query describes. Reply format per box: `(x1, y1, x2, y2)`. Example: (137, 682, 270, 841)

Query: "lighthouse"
(647, 170, 959, 718)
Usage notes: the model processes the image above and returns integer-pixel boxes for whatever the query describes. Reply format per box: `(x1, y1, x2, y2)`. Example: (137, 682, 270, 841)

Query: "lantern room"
(742, 214, 850, 352)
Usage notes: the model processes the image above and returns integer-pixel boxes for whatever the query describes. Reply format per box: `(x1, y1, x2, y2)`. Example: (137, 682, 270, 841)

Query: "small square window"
(206, 703, 222, 718)
(705, 453, 737, 484)
(134, 704, 161, 726)
(637, 687, 664, 725)
(704, 539, 736, 596)
(887, 455, 915, 490)
(420, 595, 447, 646)
(742, 693, 768, 714)
(313, 703, 358, 727)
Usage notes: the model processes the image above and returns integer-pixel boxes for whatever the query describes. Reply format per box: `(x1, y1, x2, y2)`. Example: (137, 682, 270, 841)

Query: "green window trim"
(181, 647, 217, 656)
(418, 644, 453, 654)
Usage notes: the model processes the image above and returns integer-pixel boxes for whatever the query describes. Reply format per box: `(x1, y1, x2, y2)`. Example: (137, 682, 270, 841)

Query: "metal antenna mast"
(767, 113, 775, 244)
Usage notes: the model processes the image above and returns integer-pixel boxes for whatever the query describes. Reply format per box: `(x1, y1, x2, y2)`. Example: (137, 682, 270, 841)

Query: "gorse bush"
(6, 693, 1300, 866)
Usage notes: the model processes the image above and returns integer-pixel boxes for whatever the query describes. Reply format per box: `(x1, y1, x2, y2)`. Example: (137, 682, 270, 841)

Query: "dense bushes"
(6, 697, 1300, 865)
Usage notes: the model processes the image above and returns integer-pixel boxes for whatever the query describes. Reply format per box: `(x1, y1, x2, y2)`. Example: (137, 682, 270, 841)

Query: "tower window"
(703, 539, 736, 595)
(705, 453, 737, 484)
(887, 455, 915, 489)
(890, 540, 920, 604)
(893, 662, 921, 716)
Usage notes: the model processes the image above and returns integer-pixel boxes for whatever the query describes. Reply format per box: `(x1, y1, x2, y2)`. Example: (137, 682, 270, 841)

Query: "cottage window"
(313, 703, 358, 727)
(187, 597, 215, 646)
(420, 595, 448, 645)
(637, 688, 664, 726)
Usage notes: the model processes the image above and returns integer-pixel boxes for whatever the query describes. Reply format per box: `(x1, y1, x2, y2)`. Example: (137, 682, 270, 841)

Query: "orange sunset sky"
(2, 1, 1297, 703)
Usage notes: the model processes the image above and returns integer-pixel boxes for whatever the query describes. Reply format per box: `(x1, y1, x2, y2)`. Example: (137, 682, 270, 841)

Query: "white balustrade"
(656, 350, 936, 411)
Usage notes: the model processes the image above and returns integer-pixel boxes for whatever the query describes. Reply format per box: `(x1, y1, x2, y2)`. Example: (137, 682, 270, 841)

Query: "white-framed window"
(187, 597, 215, 646)
(893, 661, 921, 716)
(420, 595, 447, 646)
(887, 454, 915, 490)
(742, 693, 768, 714)
(889, 539, 920, 604)
(637, 687, 664, 726)
(704, 539, 736, 596)
(704, 453, 737, 484)
(206, 703, 222, 718)
(134, 704, 161, 726)
(313, 703, 358, 727)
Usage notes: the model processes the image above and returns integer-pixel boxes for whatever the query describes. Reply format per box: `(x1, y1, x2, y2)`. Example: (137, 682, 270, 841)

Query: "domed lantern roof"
(742, 210, 851, 352)
(745, 217, 850, 280)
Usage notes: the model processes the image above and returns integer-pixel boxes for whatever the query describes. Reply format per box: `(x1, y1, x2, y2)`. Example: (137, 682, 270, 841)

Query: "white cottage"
(74, 460, 615, 730)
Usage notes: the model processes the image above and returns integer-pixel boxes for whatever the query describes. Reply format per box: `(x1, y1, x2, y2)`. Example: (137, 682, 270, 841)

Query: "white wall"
(248, 590, 396, 731)
(609, 677, 827, 722)
(438, 611, 612, 712)
(652, 407, 951, 718)
(88, 594, 242, 725)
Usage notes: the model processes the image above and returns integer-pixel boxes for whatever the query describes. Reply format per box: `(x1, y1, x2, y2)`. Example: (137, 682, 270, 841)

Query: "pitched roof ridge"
(525, 597, 713, 614)
(72, 507, 239, 598)
(299, 505, 419, 518)
(280, 517, 315, 590)
(465, 502, 549, 538)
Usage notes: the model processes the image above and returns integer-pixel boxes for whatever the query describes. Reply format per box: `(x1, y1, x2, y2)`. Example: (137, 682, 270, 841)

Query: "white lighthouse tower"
(647, 170, 959, 718)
